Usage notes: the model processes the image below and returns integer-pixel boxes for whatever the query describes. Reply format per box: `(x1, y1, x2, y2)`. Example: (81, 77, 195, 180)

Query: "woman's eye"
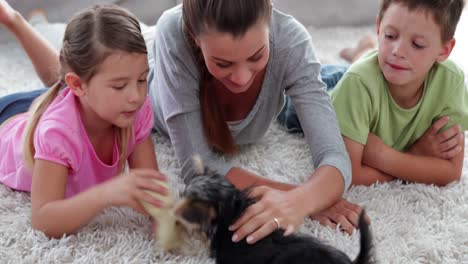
(216, 63, 232, 68)
(248, 55, 263, 62)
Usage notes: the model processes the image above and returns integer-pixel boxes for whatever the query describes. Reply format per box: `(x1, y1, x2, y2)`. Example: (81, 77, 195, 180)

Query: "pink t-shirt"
(0, 88, 154, 197)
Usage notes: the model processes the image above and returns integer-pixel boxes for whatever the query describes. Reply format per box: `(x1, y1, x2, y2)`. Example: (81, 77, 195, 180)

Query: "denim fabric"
(0, 88, 47, 125)
(277, 64, 348, 133)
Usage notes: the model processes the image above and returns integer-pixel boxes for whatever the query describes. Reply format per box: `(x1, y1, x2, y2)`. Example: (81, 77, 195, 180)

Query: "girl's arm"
(31, 159, 166, 238)
(127, 137, 159, 170)
(343, 136, 396, 186)
(31, 160, 109, 238)
(363, 133, 464, 186)
(0, 1, 60, 86)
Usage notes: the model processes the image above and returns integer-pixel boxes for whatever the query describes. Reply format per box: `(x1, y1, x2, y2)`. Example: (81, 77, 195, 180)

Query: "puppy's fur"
(173, 157, 373, 264)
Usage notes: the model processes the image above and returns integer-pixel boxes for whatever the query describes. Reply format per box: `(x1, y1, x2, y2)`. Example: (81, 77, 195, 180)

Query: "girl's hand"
(310, 198, 370, 235)
(103, 169, 168, 214)
(229, 186, 306, 244)
(0, 0, 17, 27)
(408, 116, 463, 160)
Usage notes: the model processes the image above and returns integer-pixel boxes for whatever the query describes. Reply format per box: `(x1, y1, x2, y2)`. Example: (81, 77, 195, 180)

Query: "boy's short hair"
(378, 0, 465, 42)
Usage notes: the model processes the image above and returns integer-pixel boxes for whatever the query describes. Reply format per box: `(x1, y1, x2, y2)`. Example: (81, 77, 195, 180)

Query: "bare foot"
(339, 35, 376, 63)
(0, 0, 18, 26)
(28, 9, 48, 25)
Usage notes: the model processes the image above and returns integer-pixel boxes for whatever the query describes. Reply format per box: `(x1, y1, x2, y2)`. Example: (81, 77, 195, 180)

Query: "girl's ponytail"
(22, 81, 63, 168)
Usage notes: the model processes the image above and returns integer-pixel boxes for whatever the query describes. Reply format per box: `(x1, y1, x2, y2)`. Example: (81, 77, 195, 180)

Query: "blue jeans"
(0, 88, 47, 125)
(277, 64, 348, 133)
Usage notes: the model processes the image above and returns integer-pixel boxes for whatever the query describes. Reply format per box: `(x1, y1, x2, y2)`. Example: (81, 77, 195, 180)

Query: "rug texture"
(0, 21, 467, 264)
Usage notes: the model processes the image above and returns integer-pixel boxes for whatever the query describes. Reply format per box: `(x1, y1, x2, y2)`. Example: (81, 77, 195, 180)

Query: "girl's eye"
(138, 79, 147, 83)
(112, 84, 126, 90)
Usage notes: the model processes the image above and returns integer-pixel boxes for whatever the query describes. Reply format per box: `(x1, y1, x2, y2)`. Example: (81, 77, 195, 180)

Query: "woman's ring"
(273, 217, 280, 230)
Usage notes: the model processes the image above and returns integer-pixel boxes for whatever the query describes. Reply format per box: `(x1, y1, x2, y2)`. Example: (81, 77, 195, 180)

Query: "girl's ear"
(65, 72, 85, 97)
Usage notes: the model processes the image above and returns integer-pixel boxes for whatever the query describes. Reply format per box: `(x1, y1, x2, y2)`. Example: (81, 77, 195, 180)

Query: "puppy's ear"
(173, 198, 217, 235)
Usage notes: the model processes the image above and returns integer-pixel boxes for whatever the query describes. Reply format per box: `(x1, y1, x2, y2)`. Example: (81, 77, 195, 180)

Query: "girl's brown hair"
(182, 0, 272, 154)
(23, 5, 147, 172)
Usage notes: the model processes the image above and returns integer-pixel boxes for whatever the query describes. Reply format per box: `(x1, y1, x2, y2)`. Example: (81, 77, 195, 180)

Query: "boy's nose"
(392, 41, 407, 58)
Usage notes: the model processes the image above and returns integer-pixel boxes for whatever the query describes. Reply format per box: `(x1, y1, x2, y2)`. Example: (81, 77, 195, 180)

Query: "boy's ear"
(437, 38, 456, 62)
(65, 73, 85, 97)
(376, 15, 381, 35)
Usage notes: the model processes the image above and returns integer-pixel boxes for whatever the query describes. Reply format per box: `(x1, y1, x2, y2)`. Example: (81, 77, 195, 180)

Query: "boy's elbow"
(435, 171, 461, 186)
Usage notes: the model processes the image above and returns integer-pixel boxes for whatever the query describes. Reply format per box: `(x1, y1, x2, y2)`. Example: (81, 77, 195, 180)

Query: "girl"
(0, 4, 167, 238)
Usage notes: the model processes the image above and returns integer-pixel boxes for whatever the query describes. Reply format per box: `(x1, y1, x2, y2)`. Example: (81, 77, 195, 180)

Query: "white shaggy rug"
(1, 21, 468, 264)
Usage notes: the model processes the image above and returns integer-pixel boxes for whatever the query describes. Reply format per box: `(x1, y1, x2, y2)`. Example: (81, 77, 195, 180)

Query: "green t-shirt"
(331, 50, 468, 152)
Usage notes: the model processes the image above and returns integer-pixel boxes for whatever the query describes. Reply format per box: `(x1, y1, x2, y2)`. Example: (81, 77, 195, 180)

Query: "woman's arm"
(364, 133, 464, 186)
(228, 166, 344, 244)
(0, 1, 60, 86)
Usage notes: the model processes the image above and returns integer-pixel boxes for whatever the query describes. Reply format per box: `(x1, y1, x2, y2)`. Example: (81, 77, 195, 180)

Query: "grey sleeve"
(151, 12, 234, 183)
(283, 25, 352, 190)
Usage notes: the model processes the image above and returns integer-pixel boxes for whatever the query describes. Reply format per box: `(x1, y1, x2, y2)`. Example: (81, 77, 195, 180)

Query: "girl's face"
(196, 22, 270, 94)
(81, 51, 149, 128)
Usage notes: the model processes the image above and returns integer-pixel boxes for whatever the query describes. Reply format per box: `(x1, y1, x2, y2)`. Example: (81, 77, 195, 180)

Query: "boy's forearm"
(352, 164, 394, 186)
(32, 184, 109, 238)
(7, 11, 59, 86)
(364, 135, 462, 186)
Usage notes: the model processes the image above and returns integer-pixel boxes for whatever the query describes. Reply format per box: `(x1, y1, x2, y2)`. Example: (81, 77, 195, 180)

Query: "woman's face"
(196, 22, 270, 94)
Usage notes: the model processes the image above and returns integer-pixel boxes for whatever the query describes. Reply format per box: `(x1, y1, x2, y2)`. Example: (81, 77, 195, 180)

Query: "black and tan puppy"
(173, 157, 374, 264)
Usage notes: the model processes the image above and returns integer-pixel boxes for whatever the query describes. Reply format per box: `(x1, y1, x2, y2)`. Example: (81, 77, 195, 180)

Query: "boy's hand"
(310, 198, 370, 235)
(408, 116, 463, 160)
(0, 0, 17, 27)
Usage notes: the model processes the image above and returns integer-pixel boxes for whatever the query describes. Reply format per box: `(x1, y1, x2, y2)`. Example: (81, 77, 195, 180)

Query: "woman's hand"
(310, 198, 370, 235)
(229, 186, 307, 244)
(102, 168, 168, 214)
(0, 0, 17, 27)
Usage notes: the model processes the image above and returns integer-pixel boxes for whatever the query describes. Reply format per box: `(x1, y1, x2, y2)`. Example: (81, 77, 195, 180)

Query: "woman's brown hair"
(23, 5, 147, 172)
(182, 0, 272, 154)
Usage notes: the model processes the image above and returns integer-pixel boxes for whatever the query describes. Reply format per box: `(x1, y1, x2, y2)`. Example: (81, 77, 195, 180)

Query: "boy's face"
(376, 3, 454, 89)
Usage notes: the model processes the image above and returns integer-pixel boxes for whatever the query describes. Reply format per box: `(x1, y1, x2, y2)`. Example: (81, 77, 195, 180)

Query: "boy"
(331, 0, 468, 186)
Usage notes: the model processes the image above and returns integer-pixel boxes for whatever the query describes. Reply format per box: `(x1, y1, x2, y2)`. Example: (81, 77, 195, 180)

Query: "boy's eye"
(412, 42, 425, 49)
(384, 33, 395, 39)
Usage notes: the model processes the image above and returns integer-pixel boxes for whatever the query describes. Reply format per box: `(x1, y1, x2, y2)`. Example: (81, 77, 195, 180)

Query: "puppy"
(173, 157, 373, 264)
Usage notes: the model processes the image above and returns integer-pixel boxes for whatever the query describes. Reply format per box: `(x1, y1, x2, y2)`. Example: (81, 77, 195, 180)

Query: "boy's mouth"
(387, 62, 408, 71)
